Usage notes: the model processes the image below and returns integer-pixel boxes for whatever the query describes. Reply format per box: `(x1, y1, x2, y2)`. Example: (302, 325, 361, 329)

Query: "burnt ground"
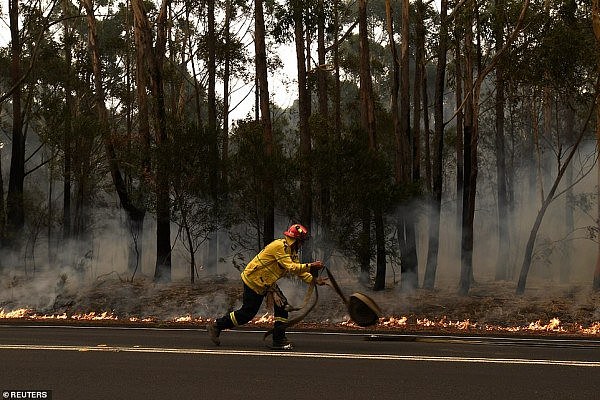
(1, 273, 600, 338)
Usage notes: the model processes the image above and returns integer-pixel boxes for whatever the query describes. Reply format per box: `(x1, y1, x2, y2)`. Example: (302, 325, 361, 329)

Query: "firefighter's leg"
(273, 300, 290, 343)
(216, 282, 263, 331)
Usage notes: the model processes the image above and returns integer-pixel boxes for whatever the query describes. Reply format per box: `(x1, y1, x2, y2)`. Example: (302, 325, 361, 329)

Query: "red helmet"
(283, 224, 309, 240)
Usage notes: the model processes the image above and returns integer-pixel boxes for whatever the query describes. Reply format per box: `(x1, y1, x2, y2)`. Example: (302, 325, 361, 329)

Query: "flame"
(0, 308, 30, 318)
(383, 316, 407, 326)
(253, 313, 274, 324)
(1, 308, 599, 337)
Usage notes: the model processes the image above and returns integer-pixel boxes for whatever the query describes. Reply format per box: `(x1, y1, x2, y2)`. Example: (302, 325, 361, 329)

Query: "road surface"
(0, 324, 599, 399)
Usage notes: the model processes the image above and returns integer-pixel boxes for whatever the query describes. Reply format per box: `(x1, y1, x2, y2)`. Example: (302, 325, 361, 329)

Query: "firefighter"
(207, 223, 327, 350)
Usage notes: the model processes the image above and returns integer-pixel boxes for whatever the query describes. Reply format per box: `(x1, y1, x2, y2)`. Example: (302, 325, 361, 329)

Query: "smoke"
(0, 134, 599, 325)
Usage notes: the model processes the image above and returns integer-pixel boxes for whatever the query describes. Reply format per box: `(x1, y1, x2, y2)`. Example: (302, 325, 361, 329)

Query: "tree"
(453, 0, 529, 295)
(398, 0, 418, 290)
(292, 0, 313, 259)
(5, 0, 26, 246)
(593, 0, 600, 291)
(494, 0, 510, 281)
(255, 0, 275, 247)
(358, 0, 386, 290)
(423, 0, 448, 290)
(131, 0, 172, 282)
(60, 0, 73, 242)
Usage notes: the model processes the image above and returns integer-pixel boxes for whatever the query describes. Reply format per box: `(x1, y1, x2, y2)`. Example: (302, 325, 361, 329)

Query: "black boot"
(207, 323, 221, 346)
(272, 323, 294, 350)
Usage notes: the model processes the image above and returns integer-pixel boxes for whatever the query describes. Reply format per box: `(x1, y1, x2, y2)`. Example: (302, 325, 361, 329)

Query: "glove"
(309, 260, 324, 276)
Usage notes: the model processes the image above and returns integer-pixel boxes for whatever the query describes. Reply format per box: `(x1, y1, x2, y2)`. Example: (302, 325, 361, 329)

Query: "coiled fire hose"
(263, 267, 382, 340)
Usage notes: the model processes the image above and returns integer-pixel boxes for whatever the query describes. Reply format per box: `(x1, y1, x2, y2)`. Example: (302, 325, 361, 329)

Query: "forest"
(0, 0, 600, 301)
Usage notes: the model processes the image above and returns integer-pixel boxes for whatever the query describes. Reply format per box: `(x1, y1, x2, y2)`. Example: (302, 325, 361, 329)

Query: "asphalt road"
(0, 324, 599, 400)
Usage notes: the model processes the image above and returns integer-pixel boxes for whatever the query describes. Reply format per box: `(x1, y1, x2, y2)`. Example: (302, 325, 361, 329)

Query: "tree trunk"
(0, 149, 4, 245)
(413, 0, 425, 184)
(400, 0, 418, 290)
(459, 5, 475, 296)
(317, 0, 328, 119)
(359, 0, 385, 288)
(316, 0, 331, 256)
(494, 0, 509, 281)
(5, 0, 25, 246)
(132, 0, 172, 282)
(400, 0, 411, 179)
(455, 26, 464, 233)
(151, 0, 172, 282)
(294, 1, 312, 261)
(561, 105, 575, 283)
(61, 0, 73, 242)
(222, 0, 232, 195)
(85, 0, 149, 278)
(255, 0, 274, 246)
(516, 113, 589, 294)
(588, 0, 600, 291)
(333, 0, 341, 136)
(207, 0, 218, 197)
(358, 0, 376, 151)
(130, 0, 153, 277)
(385, 0, 400, 182)
(206, 0, 219, 274)
(423, 0, 448, 290)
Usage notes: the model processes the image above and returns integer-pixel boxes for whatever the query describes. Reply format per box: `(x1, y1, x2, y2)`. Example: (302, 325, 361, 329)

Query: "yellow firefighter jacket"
(241, 236, 313, 295)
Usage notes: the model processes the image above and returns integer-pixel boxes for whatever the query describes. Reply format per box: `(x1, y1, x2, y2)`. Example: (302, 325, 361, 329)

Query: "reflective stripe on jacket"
(241, 236, 313, 295)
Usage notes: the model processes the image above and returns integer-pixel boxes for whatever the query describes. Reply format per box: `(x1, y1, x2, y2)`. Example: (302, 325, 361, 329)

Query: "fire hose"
(263, 267, 382, 340)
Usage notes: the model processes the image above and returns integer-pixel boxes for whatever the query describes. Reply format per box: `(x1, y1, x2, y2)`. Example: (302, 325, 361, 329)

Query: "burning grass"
(1, 273, 600, 338)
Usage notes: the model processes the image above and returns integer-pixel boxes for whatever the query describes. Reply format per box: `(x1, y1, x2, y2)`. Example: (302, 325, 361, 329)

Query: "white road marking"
(0, 343, 598, 367)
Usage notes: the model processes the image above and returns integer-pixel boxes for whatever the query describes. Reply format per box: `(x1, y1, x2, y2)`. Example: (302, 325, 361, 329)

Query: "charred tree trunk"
(85, 0, 149, 278)
(589, 0, 600, 291)
(222, 0, 232, 195)
(294, 1, 312, 260)
(459, 6, 476, 296)
(207, 0, 218, 196)
(206, 0, 219, 274)
(386, 0, 405, 289)
(151, 0, 172, 282)
(385, 0, 403, 185)
(5, 0, 25, 246)
(0, 150, 4, 244)
(61, 0, 73, 242)
(423, 0, 448, 290)
(316, 0, 331, 248)
(256, 0, 274, 245)
(385, 0, 400, 183)
(562, 105, 575, 283)
(317, 0, 328, 119)
(333, 0, 341, 136)
(413, 0, 425, 184)
(359, 0, 386, 289)
(455, 26, 464, 232)
(458, 0, 530, 295)
(132, 0, 172, 282)
(130, 0, 153, 277)
(494, 0, 509, 281)
(400, 0, 418, 290)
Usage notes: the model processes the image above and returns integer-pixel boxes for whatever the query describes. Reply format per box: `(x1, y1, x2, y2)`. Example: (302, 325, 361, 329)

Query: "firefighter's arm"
(275, 245, 323, 277)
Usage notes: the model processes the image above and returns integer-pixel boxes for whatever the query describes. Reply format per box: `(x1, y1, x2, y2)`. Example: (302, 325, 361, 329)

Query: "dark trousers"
(216, 282, 289, 340)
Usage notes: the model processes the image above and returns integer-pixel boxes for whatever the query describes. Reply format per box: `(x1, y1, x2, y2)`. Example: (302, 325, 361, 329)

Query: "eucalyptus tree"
(457, 0, 529, 296)
(255, 0, 275, 246)
(594, 0, 600, 292)
(423, 0, 448, 290)
(514, 0, 596, 294)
